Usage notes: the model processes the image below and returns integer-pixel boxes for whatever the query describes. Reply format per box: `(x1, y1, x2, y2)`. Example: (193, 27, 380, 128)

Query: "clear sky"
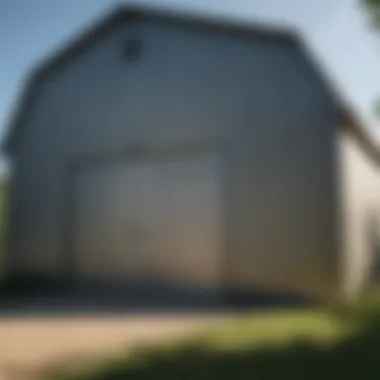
(0, 0, 379, 172)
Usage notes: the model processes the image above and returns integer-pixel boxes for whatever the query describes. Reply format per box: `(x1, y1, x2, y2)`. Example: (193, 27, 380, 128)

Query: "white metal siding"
(337, 130, 380, 300)
(10, 19, 337, 299)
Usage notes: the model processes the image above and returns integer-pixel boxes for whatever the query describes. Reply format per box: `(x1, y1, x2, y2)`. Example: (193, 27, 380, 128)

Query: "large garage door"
(73, 152, 222, 289)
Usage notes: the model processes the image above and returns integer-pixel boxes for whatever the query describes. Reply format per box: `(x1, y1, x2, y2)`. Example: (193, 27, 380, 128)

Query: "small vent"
(126, 143, 144, 157)
(123, 38, 142, 64)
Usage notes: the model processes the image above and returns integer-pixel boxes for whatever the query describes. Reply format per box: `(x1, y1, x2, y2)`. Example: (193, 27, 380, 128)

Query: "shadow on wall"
(367, 214, 380, 284)
(0, 281, 313, 317)
(0, 174, 8, 283)
(373, 241, 380, 282)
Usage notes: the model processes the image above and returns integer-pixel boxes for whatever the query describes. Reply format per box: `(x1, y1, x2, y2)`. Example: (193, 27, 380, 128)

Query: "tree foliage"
(362, 0, 380, 28)
(363, 0, 380, 7)
(361, 0, 380, 117)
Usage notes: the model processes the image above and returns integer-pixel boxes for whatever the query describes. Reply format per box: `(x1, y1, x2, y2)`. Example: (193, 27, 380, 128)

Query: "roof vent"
(123, 37, 142, 63)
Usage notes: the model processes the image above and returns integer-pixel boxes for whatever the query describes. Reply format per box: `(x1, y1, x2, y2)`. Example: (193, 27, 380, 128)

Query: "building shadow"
(37, 312, 380, 380)
(0, 276, 313, 317)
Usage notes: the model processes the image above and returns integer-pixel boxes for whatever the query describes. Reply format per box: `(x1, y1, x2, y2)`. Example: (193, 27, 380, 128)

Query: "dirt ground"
(0, 306, 231, 380)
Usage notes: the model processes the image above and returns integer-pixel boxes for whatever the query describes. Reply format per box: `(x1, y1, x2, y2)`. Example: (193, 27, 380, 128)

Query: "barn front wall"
(9, 18, 338, 300)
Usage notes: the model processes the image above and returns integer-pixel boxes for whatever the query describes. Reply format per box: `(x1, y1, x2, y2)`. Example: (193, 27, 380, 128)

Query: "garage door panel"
(73, 152, 221, 289)
(74, 166, 111, 278)
(107, 162, 157, 279)
(160, 154, 221, 287)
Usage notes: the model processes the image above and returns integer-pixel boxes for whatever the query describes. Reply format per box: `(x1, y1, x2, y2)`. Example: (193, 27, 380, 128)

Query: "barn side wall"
(8, 19, 338, 299)
(337, 129, 380, 300)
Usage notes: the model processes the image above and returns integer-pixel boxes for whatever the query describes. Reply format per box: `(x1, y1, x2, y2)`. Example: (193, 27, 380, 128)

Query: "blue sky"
(0, 0, 379, 171)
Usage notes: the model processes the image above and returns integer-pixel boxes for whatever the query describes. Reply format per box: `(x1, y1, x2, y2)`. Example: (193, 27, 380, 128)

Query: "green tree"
(362, 0, 380, 26)
(362, 0, 380, 117)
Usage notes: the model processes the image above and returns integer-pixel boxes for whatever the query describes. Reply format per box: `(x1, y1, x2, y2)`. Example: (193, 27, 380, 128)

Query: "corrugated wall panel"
(10, 20, 337, 299)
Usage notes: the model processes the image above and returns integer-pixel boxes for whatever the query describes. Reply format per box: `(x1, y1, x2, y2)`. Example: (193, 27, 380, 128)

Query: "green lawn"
(42, 292, 380, 380)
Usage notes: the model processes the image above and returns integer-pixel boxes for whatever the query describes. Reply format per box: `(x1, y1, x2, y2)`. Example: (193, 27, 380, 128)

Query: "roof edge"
(339, 107, 380, 164)
(294, 37, 380, 166)
(5, 5, 378, 163)
(2, 5, 300, 157)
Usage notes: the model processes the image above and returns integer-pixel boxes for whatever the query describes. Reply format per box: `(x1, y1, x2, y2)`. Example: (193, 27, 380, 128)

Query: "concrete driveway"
(0, 301, 232, 380)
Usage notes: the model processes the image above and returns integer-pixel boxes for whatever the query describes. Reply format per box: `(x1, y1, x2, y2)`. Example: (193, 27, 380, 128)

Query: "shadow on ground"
(40, 311, 380, 380)
(0, 278, 313, 316)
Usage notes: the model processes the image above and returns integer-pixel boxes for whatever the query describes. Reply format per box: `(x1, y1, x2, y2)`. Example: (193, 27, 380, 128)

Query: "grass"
(40, 292, 380, 380)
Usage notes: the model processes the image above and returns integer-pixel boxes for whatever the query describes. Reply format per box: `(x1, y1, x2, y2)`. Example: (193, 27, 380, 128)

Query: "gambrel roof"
(3, 4, 380, 163)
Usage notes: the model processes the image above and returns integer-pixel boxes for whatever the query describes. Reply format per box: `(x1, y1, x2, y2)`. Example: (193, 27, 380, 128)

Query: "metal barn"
(3, 5, 380, 303)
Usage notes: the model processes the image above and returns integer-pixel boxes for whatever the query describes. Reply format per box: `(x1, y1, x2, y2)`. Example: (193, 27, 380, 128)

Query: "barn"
(3, 5, 380, 304)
